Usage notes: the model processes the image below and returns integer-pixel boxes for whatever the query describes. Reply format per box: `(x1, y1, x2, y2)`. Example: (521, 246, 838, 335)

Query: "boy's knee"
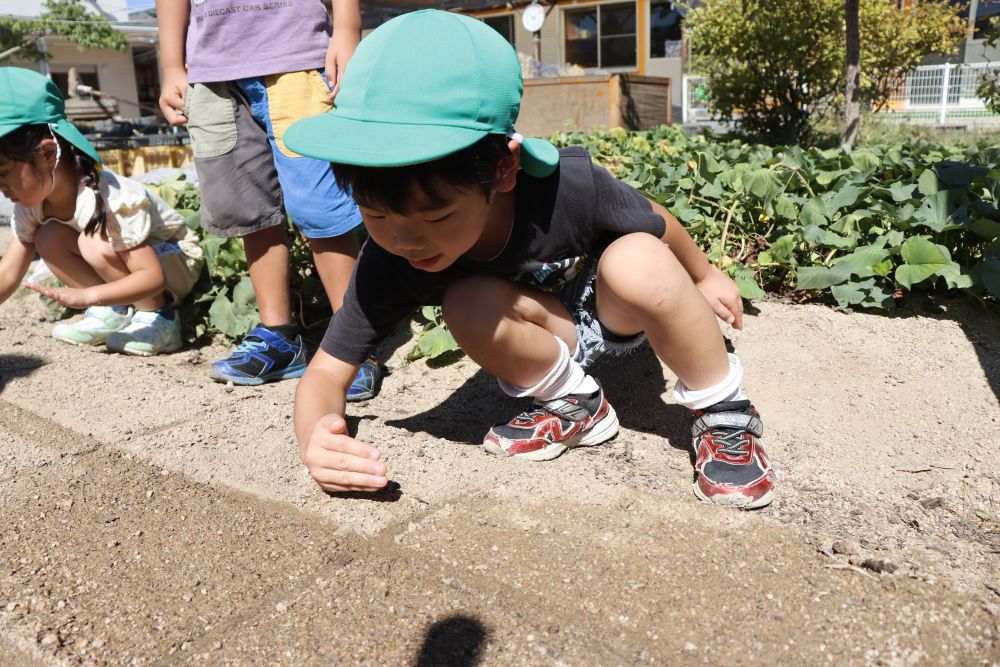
(599, 233, 682, 305)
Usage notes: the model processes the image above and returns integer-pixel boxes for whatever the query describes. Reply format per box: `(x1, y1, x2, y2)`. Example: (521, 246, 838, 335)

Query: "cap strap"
(47, 123, 63, 166)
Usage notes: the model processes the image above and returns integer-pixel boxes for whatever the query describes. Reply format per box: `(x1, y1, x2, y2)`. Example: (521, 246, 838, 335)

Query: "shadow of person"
(0, 354, 47, 394)
(323, 480, 403, 503)
(386, 368, 524, 445)
(415, 615, 488, 667)
(386, 342, 694, 457)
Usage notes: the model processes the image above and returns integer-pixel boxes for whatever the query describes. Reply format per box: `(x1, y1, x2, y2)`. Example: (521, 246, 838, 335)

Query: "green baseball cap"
(284, 9, 559, 178)
(0, 67, 101, 164)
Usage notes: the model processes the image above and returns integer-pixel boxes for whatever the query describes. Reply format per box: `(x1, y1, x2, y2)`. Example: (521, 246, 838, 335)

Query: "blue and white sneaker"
(208, 325, 307, 386)
(346, 358, 384, 402)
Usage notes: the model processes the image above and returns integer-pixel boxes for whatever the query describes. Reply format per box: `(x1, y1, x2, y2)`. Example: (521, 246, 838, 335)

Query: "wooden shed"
(519, 74, 671, 136)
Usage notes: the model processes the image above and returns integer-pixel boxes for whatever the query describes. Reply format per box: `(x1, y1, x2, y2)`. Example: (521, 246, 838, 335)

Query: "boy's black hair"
(331, 134, 512, 215)
(0, 123, 107, 237)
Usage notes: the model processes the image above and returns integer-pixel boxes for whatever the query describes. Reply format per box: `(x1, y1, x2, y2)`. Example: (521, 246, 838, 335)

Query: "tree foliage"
(0, 0, 128, 61)
(685, 0, 966, 145)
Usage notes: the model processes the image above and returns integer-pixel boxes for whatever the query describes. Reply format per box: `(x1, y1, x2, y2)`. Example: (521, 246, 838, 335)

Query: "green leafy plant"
(154, 172, 330, 343)
(0, 0, 128, 61)
(552, 125, 1000, 308)
(153, 124, 998, 351)
(406, 306, 462, 362)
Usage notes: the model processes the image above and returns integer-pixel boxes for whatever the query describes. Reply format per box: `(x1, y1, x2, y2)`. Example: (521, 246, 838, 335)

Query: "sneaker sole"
(207, 363, 307, 386)
(52, 333, 108, 346)
(113, 342, 183, 357)
(484, 404, 620, 462)
(692, 480, 774, 510)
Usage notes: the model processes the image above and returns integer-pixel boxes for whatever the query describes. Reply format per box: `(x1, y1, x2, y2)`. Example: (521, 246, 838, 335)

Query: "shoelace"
(712, 425, 752, 457)
(233, 335, 267, 354)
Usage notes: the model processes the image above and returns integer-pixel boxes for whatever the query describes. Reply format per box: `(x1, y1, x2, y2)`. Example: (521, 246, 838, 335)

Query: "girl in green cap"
(0, 67, 203, 356)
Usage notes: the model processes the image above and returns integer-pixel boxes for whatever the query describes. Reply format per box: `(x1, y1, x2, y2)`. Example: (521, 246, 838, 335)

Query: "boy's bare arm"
(325, 0, 361, 98)
(294, 349, 388, 492)
(156, 0, 190, 126)
(649, 198, 744, 329)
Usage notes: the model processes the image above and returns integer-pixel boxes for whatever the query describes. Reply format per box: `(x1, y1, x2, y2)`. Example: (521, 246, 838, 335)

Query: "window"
(50, 68, 99, 99)
(484, 14, 515, 45)
(564, 2, 636, 70)
(650, 0, 683, 59)
(973, 1, 1000, 40)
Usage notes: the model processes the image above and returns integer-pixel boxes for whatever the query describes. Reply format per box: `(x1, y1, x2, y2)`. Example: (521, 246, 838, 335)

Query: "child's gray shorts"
(554, 252, 646, 370)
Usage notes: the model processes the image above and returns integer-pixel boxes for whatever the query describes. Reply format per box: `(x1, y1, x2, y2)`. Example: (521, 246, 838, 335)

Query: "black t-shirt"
(320, 147, 666, 364)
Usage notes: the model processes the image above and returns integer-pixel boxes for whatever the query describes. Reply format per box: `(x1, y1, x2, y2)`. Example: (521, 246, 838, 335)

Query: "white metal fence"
(682, 62, 1000, 126)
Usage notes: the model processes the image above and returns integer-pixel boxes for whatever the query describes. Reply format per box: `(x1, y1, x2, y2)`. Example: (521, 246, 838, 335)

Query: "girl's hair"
(0, 123, 107, 237)
(331, 134, 513, 215)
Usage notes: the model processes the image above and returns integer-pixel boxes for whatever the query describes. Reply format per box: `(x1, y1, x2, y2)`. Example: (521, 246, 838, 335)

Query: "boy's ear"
(494, 140, 521, 193)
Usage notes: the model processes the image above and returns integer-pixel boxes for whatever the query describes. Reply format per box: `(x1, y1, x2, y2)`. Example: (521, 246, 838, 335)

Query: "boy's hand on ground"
(325, 27, 360, 100)
(695, 266, 744, 330)
(22, 282, 95, 310)
(303, 414, 388, 493)
(159, 67, 188, 126)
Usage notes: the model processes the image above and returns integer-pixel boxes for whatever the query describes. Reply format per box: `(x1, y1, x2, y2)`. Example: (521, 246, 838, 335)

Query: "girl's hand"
(694, 266, 745, 330)
(22, 282, 97, 310)
(302, 413, 388, 493)
(325, 27, 360, 100)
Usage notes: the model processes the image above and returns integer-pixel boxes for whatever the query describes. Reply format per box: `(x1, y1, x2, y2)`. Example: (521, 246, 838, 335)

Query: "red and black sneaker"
(483, 386, 619, 461)
(691, 400, 774, 509)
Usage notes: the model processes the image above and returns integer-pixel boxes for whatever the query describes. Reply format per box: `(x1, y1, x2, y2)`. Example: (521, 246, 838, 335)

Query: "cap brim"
(520, 137, 559, 178)
(285, 112, 487, 167)
(52, 119, 101, 165)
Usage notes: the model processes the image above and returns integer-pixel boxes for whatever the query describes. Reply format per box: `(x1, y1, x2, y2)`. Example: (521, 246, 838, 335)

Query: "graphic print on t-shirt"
(517, 253, 587, 291)
(192, 0, 297, 27)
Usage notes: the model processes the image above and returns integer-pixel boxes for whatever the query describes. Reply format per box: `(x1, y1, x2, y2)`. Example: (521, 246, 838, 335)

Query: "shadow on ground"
(0, 354, 46, 394)
(866, 296, 1000, 402)
(415, 615, 489, 667)
(954, 304, 1000, 402)
(386, 342, 693, 455)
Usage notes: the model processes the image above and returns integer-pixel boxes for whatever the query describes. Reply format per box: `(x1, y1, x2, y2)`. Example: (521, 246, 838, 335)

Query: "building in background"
(359, 0, 685, 120)
(0, 0, 160, 121)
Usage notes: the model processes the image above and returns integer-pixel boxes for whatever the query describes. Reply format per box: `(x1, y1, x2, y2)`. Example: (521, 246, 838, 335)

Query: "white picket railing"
(682, 62, 1000, 126)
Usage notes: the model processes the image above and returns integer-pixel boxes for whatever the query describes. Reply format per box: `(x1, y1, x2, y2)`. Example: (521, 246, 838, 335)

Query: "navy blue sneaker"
(208, 325, 307, 386)
(346, 358, 383, 402)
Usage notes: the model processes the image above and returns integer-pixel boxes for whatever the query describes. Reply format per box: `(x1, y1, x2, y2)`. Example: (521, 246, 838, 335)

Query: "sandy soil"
(0, 227, 998, 665)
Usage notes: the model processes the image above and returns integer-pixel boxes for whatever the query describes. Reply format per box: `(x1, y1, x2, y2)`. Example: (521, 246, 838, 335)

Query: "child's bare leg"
(442, 274, 577, 387)
(596, 233, 772, 508)
(443, 275, 616, 460)
(594, 233, 729, 390)
(33, 223, 103, 290)
(76, 231, 165, 311)
(308, 232, 358, 312)
(243, 224, 292, 327)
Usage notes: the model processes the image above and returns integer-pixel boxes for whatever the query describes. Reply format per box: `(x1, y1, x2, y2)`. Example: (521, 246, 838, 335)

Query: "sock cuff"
(497, 337, 571, 398)
(673, 353, 745, 410)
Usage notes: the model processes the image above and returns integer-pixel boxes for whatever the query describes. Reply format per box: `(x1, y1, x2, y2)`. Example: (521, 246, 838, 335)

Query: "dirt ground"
(0, 228, 998, 665)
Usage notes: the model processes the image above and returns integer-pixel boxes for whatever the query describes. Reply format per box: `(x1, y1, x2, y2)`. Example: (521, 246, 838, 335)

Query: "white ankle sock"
(498, 336, 599, 400)
(672, 353, 748, 410)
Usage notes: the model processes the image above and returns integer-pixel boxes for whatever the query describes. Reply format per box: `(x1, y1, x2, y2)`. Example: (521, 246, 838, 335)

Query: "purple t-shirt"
(185, 0, 331, 83)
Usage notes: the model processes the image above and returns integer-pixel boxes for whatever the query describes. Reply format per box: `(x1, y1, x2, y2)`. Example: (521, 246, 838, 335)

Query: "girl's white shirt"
(11, 169, 202, 259)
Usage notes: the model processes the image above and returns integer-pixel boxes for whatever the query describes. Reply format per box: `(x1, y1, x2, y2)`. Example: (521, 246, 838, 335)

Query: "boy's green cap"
(284, 9, 559, 178)
(0, 67, 101, 164)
